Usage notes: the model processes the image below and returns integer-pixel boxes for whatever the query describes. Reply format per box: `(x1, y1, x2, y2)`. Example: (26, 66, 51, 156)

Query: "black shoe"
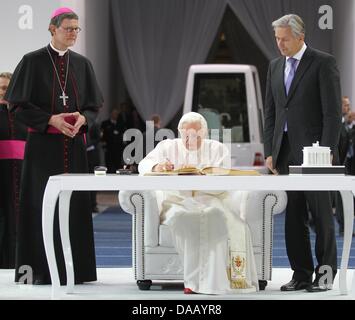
(280, 279, 311, 291)
(306, 278, 332, 292)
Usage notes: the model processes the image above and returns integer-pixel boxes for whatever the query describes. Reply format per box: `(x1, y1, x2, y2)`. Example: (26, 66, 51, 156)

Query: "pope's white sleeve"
(138, 139, 169, 175)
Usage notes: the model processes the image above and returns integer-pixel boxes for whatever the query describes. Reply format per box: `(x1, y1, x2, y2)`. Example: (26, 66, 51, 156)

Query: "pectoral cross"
(60, 92, 69, 106)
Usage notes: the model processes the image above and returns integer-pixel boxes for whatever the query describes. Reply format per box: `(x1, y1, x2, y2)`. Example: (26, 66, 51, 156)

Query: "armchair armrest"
(225, 190, 287, 221)
(119, 190, 160, 247)
(242, 190, 287, 221)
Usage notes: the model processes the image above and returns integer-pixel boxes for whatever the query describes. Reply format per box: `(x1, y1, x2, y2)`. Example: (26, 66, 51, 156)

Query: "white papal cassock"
(138, 138, 259, 294)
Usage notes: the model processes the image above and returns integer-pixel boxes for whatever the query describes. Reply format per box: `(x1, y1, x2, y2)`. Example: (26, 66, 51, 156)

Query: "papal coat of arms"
(228, 251, 248, 289)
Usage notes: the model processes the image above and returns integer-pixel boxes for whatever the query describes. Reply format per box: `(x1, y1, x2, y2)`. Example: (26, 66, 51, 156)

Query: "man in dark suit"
(264, 14, 342, 292)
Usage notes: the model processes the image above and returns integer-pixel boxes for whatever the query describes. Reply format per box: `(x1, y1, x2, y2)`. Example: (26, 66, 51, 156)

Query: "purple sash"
(0, 140, 26, 160)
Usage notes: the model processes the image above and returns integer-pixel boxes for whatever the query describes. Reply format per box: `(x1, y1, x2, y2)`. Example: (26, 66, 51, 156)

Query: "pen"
(164, 158, 174, 171)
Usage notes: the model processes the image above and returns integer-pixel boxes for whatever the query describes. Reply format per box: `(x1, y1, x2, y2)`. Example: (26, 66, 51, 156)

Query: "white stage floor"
(0, 267, 354, 300)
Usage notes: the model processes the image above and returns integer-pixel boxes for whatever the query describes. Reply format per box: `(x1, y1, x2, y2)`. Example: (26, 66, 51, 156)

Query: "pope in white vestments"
(138, 112, 259, 294)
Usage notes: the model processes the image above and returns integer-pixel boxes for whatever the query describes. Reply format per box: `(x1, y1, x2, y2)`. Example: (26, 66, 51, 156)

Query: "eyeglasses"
(59, 26, 82, 34)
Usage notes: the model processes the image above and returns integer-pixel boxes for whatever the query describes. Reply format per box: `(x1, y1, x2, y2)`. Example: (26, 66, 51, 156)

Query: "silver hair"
(178, 112, 208, 137)
(272, 14, 305, 38)
(0, 72, 12, 80)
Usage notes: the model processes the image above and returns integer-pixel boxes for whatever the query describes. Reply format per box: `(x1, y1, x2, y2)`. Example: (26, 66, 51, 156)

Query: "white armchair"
(119, 190, 287, 290)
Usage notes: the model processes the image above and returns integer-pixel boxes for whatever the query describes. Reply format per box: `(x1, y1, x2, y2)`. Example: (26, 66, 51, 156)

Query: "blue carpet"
(93, 206, 132, 267)
(93, 207, 355, 269)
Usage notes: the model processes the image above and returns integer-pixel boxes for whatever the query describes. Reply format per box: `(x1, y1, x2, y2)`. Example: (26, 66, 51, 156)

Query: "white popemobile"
(183, 64, 265, 167)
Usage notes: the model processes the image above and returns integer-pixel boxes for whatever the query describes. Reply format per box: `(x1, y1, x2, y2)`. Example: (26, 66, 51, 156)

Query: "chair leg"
(258, 280, 267, 290)
(137, 280, 152, 290)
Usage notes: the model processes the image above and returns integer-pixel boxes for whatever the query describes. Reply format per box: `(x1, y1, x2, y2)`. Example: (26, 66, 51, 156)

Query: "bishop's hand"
(70, 111, 87, 135)
(49, 113, 76, 138)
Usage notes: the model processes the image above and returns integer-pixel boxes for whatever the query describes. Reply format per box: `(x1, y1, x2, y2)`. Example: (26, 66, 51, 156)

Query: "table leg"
(59, 191, 74, 293)
(339, 190, 354, 295)
(42, 178, 61, 299)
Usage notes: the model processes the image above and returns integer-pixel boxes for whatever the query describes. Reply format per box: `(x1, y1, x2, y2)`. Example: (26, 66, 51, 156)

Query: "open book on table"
(144, 166, 261, 176)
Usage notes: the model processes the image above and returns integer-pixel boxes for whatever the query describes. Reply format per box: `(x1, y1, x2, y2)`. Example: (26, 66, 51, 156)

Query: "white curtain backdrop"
(221, 7, 269, 97)
(110, 0, 227, 126)
(227, 0, 334, 60)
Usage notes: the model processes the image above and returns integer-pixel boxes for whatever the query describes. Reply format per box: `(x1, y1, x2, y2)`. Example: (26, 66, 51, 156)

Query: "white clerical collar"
(49, 42, 68, 56)
(287, 43, 307, 62)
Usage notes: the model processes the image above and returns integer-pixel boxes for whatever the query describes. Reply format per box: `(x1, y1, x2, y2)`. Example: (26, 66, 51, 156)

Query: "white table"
(42, 174, 355, 297)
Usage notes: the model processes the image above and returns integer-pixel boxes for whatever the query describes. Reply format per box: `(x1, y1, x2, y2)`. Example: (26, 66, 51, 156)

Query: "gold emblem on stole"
(228, 251, 248, 289)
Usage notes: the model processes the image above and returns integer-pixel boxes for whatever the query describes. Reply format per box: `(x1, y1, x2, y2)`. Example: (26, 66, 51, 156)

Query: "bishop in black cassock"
(0, 74, 27, 268)
(5, 8, 103, 284)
